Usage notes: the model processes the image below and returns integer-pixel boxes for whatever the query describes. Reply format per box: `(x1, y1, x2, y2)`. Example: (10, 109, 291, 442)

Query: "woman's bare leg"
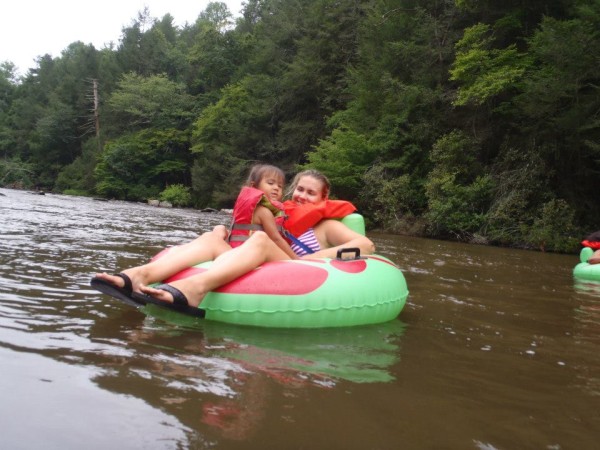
(140, 232, 290, 307)
(94, 226, 231, 292)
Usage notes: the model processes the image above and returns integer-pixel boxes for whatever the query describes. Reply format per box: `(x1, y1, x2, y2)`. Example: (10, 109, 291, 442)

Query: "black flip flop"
(91, 273, 146, 308)
(133, 284, 206, 318)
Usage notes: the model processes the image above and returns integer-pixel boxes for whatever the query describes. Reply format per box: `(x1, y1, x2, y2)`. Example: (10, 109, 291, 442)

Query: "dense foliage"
(1, 0, 599, 252)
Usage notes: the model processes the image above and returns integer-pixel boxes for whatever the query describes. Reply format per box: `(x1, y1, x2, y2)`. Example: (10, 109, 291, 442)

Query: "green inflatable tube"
(156, 214, 409, 328)
(573, 247, 600, 282)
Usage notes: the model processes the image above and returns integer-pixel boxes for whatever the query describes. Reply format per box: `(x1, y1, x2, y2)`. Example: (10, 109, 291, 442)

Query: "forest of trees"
(1, 0, 599, 252)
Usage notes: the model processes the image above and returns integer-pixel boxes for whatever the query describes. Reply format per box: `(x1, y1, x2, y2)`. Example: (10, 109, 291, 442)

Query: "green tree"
(117, 9, 186, 78)
(514, 14, 600, 226)
(159, 184, 192, 207)
(360, 165, 426, 233)
(0, 157, 34, 188)
(55, 137, 101, 195)
(95, 129, 190, 201)
(105, 73, 194, 131)
(0, 62, 19, 159)
(190, 79, 275, 206)
(302, 128, 376, 200)
(450, 23, 530, 106)
(3, 42, 111, 190)
(482, 143, 554, 247)
(526, 199, 580, 252)
(186, 2, 241, 97)
(425, 131, 494, 239)
(304, 0, 459, 228)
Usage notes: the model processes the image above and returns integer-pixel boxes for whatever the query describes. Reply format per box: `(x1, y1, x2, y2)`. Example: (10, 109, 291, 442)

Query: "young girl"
(228, 164, 297, 259)
(92, 164, 295, 308)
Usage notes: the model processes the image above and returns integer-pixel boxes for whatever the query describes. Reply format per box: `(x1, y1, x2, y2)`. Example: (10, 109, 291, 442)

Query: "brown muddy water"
(0, 187, 598, 449)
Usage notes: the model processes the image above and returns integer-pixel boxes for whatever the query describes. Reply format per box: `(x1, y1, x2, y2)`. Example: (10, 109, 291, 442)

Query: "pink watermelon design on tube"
(165, 262, 328, 295)
(330, 259, 367, 273)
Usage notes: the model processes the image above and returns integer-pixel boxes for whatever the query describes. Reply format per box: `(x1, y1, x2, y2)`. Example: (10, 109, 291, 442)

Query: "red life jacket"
(228, 186, 285, 247)
(282, 199, 357, 237)
(582, 240, 600, 250)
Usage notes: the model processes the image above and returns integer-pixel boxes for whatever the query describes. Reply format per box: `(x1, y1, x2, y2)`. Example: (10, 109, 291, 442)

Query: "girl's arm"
(305, 220, 375, 259)
(254, 206, 299, 259)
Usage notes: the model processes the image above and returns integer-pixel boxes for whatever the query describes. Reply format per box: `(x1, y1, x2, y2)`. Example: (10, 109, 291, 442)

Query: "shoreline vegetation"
(1, 186, 583, 255)
(2, 1, 599, 254)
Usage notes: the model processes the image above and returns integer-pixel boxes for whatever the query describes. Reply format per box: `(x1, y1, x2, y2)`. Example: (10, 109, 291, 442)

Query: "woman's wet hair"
(246, 164, 285, 187)
(287, 169, 330, 199)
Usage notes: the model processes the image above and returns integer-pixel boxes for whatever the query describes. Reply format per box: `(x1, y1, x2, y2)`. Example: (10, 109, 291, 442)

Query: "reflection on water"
(1, 188, 600, 449)
(83, 311, 406, 442)
(145, 307, 406, 384)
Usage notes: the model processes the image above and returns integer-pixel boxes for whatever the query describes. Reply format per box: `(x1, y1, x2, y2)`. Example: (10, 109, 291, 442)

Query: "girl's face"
(256, 174, 284, 202)
(291, 176, 326, 204)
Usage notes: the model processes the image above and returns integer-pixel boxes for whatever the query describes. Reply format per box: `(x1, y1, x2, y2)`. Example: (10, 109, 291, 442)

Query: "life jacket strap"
(231, 223, 264, 231)
(228, 223, 286, 242)
(284, 230, 315, 255)
(229, 235, 251, 242)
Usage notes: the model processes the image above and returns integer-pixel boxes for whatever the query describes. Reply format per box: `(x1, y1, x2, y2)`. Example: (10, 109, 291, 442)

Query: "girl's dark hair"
(287, 169, 330, 199)
(246, 164, 285, 187)
(585, 230, 600, 242)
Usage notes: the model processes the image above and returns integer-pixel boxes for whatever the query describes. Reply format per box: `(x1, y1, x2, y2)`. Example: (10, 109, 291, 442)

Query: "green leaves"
(425, 131, 494, 238)
(450, 24, 530, 106)
(425, 172, 494, 237)
(303, 128, 376, 200)
(159, 184, 192, 207)
(189, 79, 276, 205)
(106, 73, 194, 129)
(94, 129, 190, 201)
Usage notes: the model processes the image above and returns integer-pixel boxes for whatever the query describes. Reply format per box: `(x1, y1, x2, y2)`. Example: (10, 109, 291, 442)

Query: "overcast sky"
(2, 0, 245, 76)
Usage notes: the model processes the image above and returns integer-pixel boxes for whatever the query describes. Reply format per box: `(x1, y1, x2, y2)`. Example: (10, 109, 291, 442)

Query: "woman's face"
(291, 176, 325, 204)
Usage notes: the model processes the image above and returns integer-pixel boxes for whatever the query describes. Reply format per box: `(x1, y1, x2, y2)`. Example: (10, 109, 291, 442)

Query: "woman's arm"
(306, 220, 375, 259)
(254, 206, 299, 259)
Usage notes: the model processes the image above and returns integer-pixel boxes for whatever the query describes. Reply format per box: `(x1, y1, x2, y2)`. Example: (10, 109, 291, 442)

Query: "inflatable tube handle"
(581, 246, 594, 263)
(336, 248, 365, 260)
(340, 213, 365, 236)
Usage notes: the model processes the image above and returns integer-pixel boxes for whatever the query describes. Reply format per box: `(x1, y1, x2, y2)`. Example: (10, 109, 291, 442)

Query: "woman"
(93, 170, 374, 309)
(282, 169, 373, 259)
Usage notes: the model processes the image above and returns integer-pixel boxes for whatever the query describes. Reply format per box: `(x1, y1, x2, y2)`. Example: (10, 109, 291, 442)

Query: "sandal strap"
(116, 273, 133, 294)
(137, 284, 206, 318)
(154, 283, 190, 307)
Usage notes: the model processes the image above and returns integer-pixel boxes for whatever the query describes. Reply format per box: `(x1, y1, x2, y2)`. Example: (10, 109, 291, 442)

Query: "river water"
(0, 187, 598, 449)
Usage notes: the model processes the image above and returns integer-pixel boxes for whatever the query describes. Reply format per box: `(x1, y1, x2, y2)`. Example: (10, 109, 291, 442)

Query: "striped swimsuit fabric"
(290, 228, 321, 256)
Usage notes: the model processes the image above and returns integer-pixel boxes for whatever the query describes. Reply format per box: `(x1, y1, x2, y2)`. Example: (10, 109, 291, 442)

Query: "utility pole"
(92, 79, 101, 151)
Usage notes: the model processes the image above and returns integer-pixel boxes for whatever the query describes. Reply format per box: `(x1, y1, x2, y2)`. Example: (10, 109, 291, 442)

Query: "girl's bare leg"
(140, 232, 290, 307)
(94, 226, 231, 292)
